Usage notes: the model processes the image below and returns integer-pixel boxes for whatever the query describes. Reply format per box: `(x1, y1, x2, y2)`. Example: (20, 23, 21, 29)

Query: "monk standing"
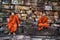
(7, 12, 20, 35)
(38, 13, 49, 31)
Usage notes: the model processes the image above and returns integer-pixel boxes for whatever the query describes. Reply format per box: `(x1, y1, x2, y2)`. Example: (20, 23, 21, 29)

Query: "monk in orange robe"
(7, 12, 20, 35)
(38, 13, 49, 31)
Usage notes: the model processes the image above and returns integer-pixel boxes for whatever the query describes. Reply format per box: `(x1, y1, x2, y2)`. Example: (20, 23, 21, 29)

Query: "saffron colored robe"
(38, 16, 49, 31)
(8, 15, 20, 33)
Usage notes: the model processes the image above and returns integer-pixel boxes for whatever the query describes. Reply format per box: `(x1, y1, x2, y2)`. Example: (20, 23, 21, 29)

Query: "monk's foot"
(8, 33, 11, 35)
(13, 33, 16, 35)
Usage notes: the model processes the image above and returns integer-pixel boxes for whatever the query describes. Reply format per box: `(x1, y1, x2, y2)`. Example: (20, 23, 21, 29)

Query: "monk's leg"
(10, 27, 14, 33)
(8, 25, 16, 33)
(13, 24, 17, 32)
(12, 24, 17, 35)
(38, 23, 43, 31)
(44, 23, 49, 28)
(8, 25, 12, 35)
(8, 25, 11, 31)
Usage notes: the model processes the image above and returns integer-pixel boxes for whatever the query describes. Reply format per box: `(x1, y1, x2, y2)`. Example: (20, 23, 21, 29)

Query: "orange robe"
(38, 16, 49, 31)
(8, 15, 20, 33)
